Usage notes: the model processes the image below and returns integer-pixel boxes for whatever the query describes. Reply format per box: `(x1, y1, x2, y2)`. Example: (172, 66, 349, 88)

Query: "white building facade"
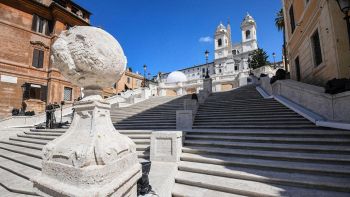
(157, 13, 259, 95)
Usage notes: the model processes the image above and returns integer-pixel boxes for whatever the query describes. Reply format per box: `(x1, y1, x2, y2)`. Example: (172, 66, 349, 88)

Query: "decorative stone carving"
(32, 26, 141, 197)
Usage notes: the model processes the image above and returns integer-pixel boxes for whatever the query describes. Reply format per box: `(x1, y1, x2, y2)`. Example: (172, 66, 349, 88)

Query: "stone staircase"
(111, 95, 190, 130)
(0, 128, 154, 195)
(193, 86, 317, 129)
(0, 96, 187, 195)
(173, 85, 350, 196)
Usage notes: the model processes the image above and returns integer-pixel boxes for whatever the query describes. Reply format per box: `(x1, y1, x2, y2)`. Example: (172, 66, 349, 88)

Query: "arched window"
(218, 39, 222, 47)
(246, 30, 251, 39)
(232, 50, 237, 55)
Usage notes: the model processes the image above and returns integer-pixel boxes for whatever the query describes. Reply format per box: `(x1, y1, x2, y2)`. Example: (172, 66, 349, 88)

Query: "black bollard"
(137, 161, 152, 195)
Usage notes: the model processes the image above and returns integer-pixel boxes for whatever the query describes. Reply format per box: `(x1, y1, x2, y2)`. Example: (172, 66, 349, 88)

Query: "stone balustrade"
(259, 77, 350, 123)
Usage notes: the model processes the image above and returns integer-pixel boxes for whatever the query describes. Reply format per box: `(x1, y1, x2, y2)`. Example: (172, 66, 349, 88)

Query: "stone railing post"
(150, 131, 183, 162)
(176, 110, 193, 130)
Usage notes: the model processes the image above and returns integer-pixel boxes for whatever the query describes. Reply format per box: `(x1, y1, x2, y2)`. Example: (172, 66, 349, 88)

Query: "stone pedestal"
(176, 110, 193, 130)
(150, 131, 183, 162)
(32, 100, 141, 197)
(203, 78, 213, 94)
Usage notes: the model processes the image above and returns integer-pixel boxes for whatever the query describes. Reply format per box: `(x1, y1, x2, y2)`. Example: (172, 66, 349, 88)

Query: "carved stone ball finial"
(33, 26, 141, 197)
(51, 26, 127, 100)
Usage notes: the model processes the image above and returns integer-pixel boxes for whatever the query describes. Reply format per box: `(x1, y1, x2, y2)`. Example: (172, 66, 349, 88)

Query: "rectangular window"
(289, 5, 296, 33)
(127, 77, 131, 84)
(234, 65, 238, 71)
(23, 83, 47, 101)
(32, 49, 44, 68)
(32, 14, 52, 36)
(64, 87, 73, 101)
(294, 56, 301, 81)
(311, 30, 323, 66)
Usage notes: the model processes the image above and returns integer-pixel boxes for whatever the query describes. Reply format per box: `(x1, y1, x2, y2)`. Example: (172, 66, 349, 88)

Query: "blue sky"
(75, 0, 283, 76)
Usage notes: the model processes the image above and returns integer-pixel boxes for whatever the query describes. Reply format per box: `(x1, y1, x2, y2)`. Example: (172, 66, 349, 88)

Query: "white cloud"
(199, 36, 213, 43)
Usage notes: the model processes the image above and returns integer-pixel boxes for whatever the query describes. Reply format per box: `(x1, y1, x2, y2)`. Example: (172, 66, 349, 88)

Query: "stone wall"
(260, 77, 350, 123)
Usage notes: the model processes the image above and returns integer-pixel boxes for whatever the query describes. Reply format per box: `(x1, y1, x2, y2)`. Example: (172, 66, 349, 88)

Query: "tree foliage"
(275, 9, 284, 32)
(248, 48, 269, 70)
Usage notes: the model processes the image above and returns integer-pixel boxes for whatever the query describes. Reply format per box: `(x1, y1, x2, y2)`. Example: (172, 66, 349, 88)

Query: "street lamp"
(205, 50, 209, 64)
(143, 64, 147, 88)
(336, 0, 350, 49)
(272, 52, 276, 69)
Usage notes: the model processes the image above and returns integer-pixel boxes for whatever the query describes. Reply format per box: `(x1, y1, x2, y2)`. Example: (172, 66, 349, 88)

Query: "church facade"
(214, 13, 258, 76)
(157, 13, 258, 94)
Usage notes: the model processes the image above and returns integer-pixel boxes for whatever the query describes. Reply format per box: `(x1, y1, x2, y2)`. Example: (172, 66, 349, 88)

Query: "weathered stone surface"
(32, 26, 141, 196)
(150, 131, 182, 162)
(51, 26, 127, 98)
(176, 110, 193, 130)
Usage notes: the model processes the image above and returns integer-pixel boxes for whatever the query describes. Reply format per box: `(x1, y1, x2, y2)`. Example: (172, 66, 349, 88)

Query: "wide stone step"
(111, 114, 176, 118)
(131, 139, 150, 144)
(30, 128, 66, 133)
(0, 168, 37, 196)
(17, 134, 56, 141)
(182, 146, 350, 164)
(198, 105, 287, 111)
(194, 114, 302, 120)
(184, 140, 350, 154)
(194, 117, 307, 123)
(111, 111, 176, 115)
(0, 149, 42, 170)
(196, 109, 295, 115)
(203, 100, 277, 105)
(172, 183, 243, 197)
(23, 131, 62, 137)
(0, 143, 42, 159)
(178, 161, 350, 193)
(175, 170, 350, 197)
(180, 153, 350, 177)
(187, 129, 350, 137)
(192, 124, 316, 129)
(116, 122, 176, 126)
(118, 118, 176, 124)
(118, 130, 153, 135)
(0, 140, 43, 151)
(200, 101, 284, 108)
(123, 134, 150, 139)
(185, 135, 350, 145)
(136, 144, 150, 151)
(9, 137, 48, 145)
(193, 121, 313, 126)
(195, 111, 297, 117)
(116, 125, 176, 130)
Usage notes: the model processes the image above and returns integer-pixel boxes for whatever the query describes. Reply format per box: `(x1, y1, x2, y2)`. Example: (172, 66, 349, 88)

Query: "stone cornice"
(30, 41, 50, 49)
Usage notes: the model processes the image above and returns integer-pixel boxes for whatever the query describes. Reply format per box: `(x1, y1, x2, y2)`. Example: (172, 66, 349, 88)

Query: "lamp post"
(143, 64, 147, 88)
(272, 52, 276, 69)
(205, 50, 209, 64)
(336, 0, 350, 49)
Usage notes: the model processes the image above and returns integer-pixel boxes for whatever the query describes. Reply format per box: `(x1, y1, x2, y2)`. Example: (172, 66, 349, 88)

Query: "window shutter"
(38, 50, 44, 68)
(38, 17, 43, 33)
(46, 20, 54, 36)
(31, 15, 38, 31)
(289, 5, 296, 33)
(32, 49, 39, 67)
(40, 85, 47, 101)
